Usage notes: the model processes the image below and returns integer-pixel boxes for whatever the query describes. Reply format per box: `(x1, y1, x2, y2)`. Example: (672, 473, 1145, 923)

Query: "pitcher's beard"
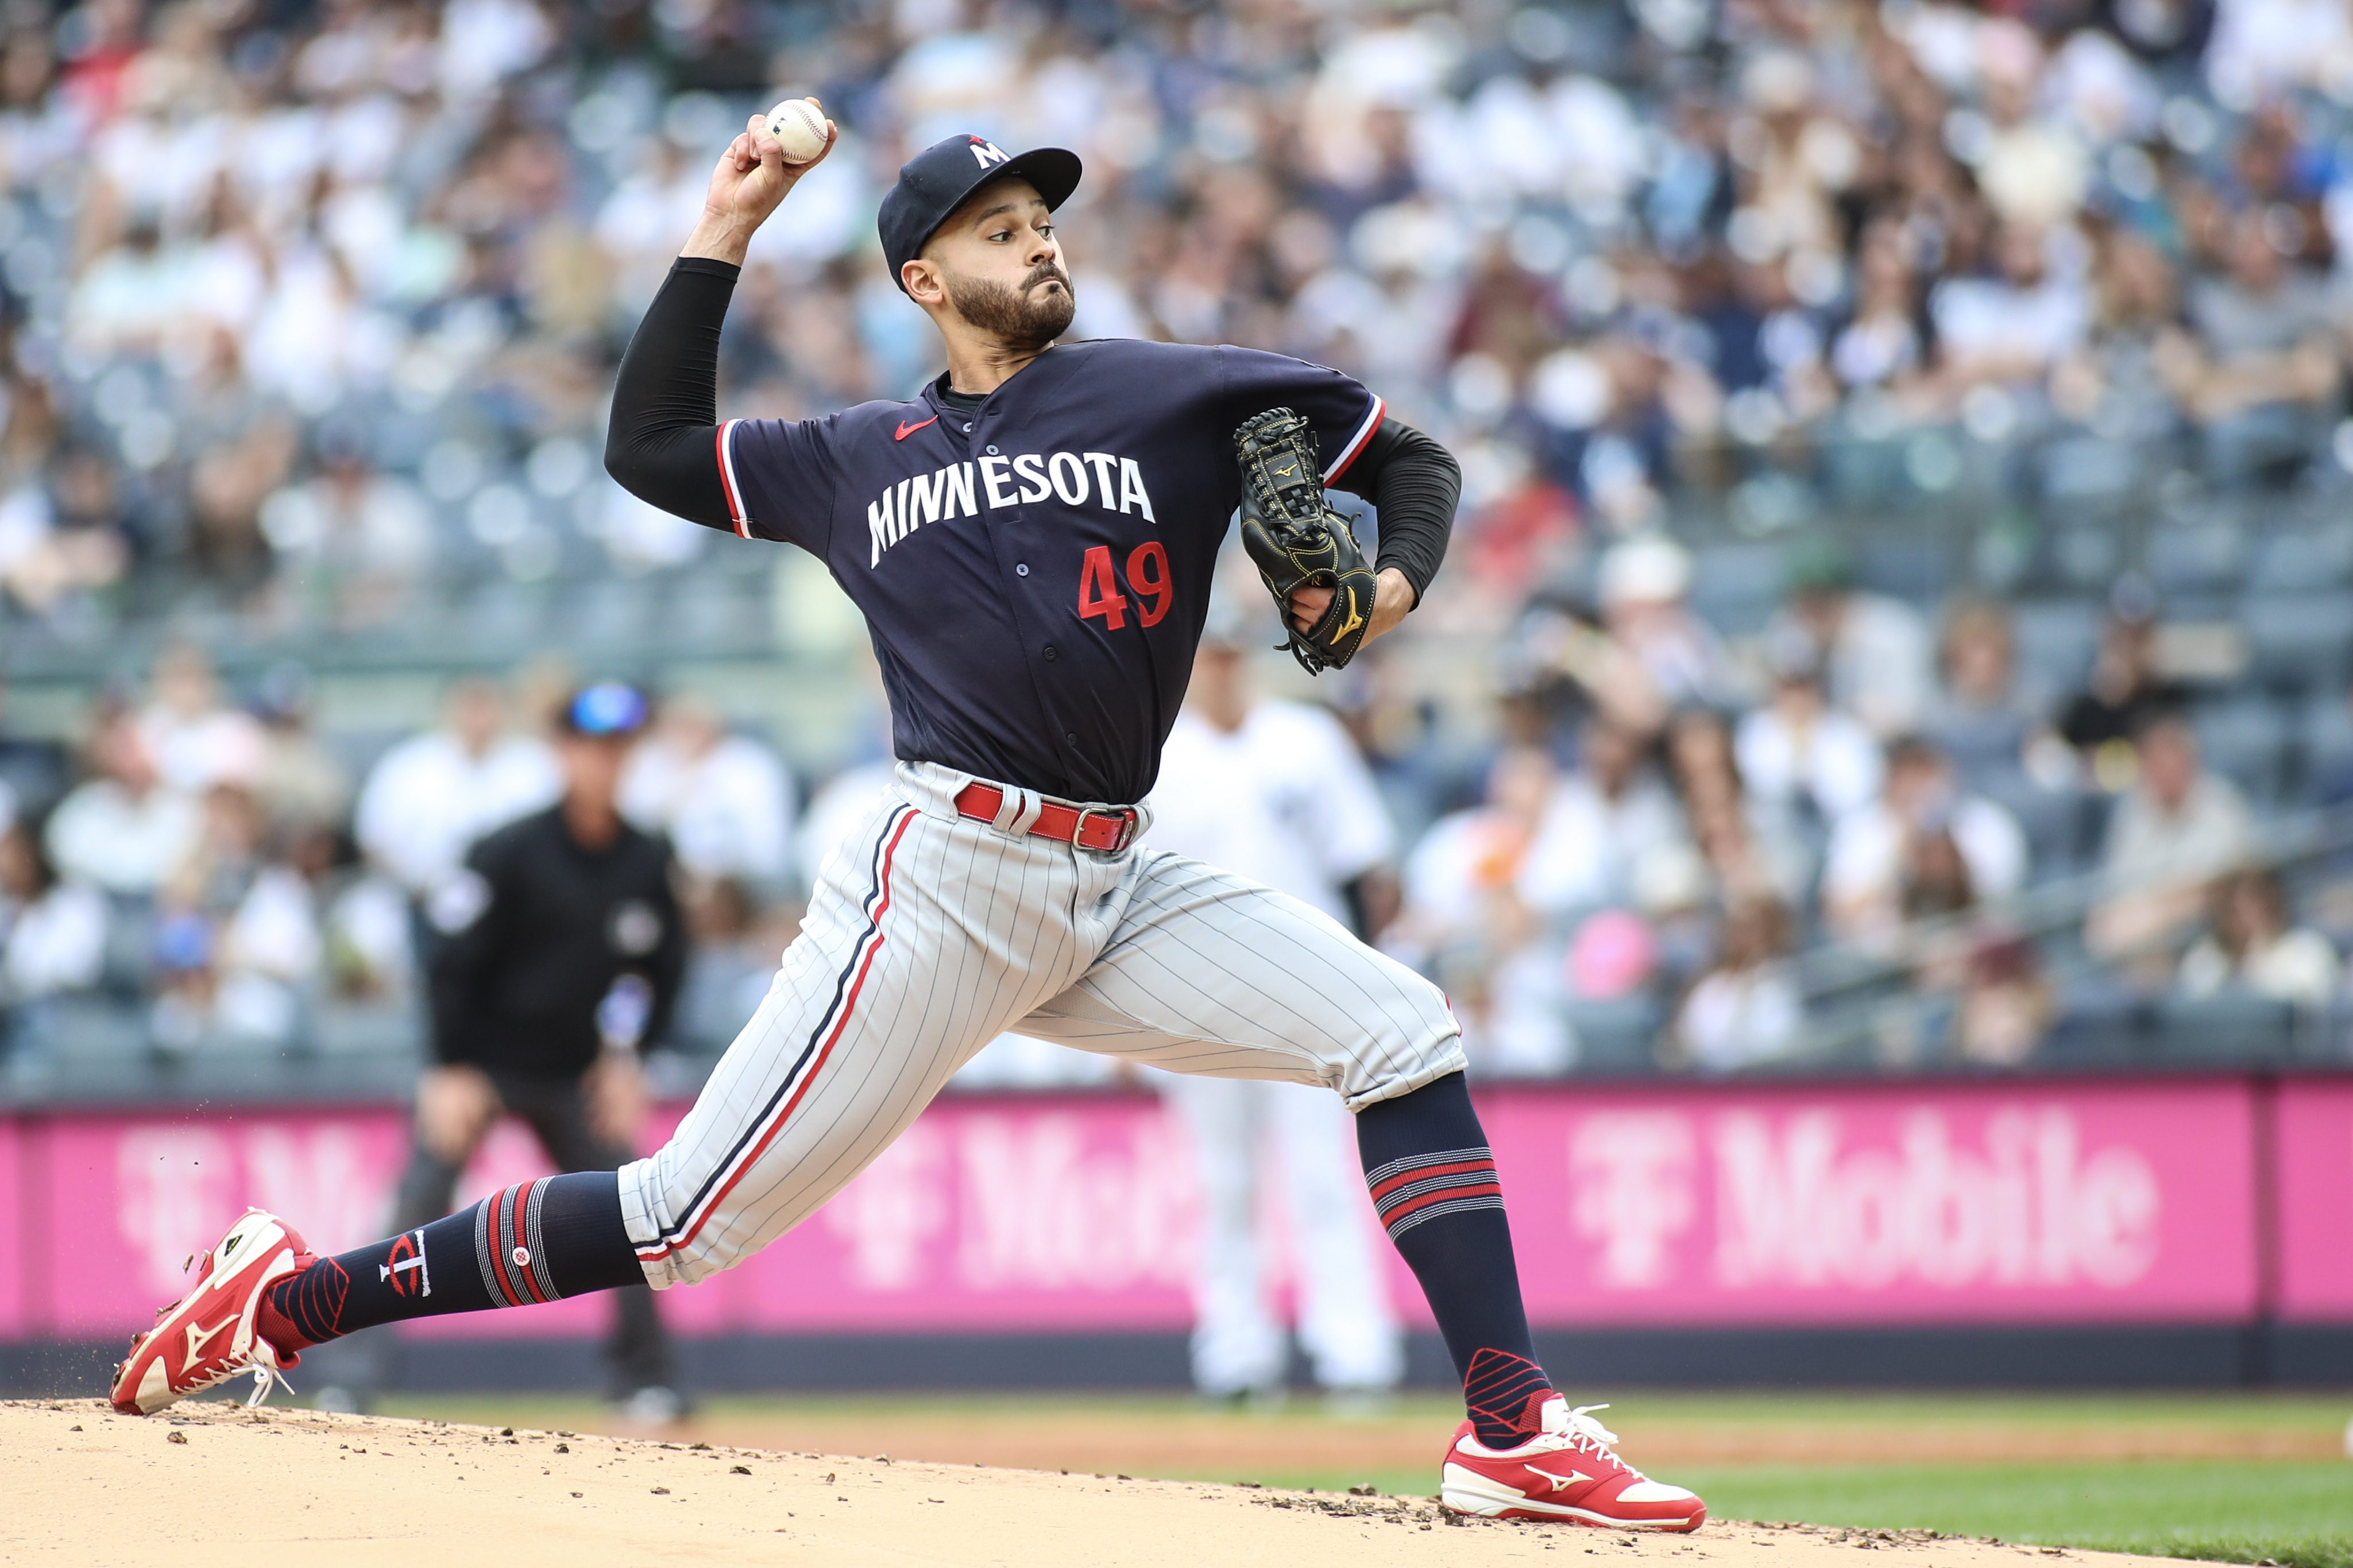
(944, 264, 1075, 351)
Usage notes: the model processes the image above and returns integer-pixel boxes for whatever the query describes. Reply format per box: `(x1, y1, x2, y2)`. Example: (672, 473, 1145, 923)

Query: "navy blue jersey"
(715, 339, 1384, 805)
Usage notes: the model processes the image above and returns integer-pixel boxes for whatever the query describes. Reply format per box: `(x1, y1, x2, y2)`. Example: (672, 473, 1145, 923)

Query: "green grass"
(354, 1388, 2353, 1566)
(1670, 1463, 2352, 1568)
(1179, 1458, 2352, 1568)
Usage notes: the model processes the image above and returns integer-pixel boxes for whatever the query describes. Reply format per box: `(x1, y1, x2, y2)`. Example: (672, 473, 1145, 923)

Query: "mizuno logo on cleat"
(1523, 1462, 1593, 1492)
(184, 1319, 231, 1364)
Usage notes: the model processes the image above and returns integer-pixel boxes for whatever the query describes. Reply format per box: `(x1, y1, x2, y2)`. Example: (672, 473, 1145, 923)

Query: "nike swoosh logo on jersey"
(895, 416, 938, 440)
(184, 1318, 231, 1365)
(1523, 1462, 1594, 1493)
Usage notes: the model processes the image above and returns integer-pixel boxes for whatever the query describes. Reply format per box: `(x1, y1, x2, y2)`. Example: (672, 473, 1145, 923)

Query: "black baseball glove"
(1234, 406, 1378, 675)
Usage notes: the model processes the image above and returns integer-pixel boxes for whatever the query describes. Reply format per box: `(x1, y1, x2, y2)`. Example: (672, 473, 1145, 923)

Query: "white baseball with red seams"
(763, 98, 828, 164)
(616, 760, 1468, 1288)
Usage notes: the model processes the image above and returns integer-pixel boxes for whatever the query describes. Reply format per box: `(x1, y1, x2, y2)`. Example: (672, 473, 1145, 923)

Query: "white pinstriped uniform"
(617, 758, 1466, 1289)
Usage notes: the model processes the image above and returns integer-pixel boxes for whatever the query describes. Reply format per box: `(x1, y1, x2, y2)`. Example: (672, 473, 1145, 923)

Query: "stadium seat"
(2151, 993, 2296, 1064)
(2008, 599, 2101, 691)
(2147, 519, 2247, 598)
(2047, 524, 2122, 591)
(2194, 698, 2291, 804)
(1690, 539, 1780, 598)
(1857, 536, 1948, 603)
(1564, 998, 1665, 1077)
(2240, 591, 2353, 694)
(2300, 696, 2353, 798)
(2247, 525, 2353, 592)
(2038, 978, 2146, 1067)
(29, 995, 150, 1067)
(1976, 772, 2085, 881)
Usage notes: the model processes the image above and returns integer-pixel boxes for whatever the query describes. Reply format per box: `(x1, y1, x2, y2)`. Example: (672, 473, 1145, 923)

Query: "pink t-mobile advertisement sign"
(0, 1116, 21, 1339)
(18, 1097, 1209, 1338)
(1485, 1079, 2257, 1325)
(2276, 1078, 2353, 1320)
(0, 1077, 2282, 1338)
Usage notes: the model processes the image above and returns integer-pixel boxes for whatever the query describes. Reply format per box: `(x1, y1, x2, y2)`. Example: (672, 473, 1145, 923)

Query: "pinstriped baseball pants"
(618, 760, 1467, 1289)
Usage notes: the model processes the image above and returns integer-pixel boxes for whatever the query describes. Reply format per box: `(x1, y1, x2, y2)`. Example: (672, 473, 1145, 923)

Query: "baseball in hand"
(764, 98, 828, 164)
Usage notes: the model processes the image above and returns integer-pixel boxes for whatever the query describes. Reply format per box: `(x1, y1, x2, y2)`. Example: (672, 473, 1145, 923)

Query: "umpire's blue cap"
(878, 134, 1081, 295)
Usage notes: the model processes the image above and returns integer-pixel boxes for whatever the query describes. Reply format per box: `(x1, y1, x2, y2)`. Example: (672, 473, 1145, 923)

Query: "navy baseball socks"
(1356, 1070, 1555, 1448)
(256, 1171, 644, 1355)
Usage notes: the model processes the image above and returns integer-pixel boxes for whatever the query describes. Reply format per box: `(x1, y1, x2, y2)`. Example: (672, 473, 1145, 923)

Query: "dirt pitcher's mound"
(2, 1399, 2201, 1568)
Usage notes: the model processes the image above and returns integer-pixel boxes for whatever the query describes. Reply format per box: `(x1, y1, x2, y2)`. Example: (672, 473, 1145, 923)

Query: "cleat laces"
(245, 1361, 292, 1408)
(1555, 1404, 1645, 1480)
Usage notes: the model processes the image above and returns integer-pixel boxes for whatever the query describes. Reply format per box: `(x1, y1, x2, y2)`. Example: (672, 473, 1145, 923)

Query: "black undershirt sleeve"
(604, 257, 741, 531)
(1327, 417, 1459, 608)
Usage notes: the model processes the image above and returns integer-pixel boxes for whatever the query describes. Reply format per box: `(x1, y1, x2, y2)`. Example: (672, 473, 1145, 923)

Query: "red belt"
(954, 782, 1141, 853)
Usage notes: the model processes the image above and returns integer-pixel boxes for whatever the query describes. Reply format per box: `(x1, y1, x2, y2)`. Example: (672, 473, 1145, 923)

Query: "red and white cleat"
(109, 1209, 311, 1416)
(1440, 1397, 1706, 1531)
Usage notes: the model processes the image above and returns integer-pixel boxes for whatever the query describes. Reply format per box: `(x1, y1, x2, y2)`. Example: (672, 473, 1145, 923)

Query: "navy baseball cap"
(878, 134, 1081, 295)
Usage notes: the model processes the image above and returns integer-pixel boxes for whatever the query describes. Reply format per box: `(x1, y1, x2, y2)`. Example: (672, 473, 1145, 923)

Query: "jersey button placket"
(1015, 563, 1029, 576)
(1042, 644, 1057, 661)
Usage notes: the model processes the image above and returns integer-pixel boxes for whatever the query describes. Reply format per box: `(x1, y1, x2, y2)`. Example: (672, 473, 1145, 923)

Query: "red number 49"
(1078, 543, 1172, 631)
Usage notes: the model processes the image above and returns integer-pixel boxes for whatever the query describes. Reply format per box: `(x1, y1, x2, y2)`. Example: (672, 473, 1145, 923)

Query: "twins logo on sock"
(380, 1229, 432, 1299)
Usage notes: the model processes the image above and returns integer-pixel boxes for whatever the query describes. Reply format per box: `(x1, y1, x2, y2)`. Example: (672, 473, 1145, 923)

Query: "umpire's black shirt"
(428, 805, 687, 1078)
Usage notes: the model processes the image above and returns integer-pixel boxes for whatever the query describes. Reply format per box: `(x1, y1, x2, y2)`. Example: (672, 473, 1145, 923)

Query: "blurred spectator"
(1664, 707, 1811, 911)
(354, 679, 559, 903)
(670, 876, 786, 1053)
(0, 676, 69, 816)
(2058, 586, 2190, 788)
(45, 712, 198, 897)
(1931, 223, 2089, 393)
(258, 430, 435, 628)
(795, 757, 898, 897)
(0, 819, 105, 1003)
(1666, 897, 1803, 1073)
(249, 664, 352, 831)
(1734, 632, 1886, 824)
(2054, 231, 2191, 448)
(2169, 210, 2340, 483)
(1390, 746, 1568, 1075)
(152, 782, 319, 1049)
(2088, 712, 2252, 965)
(134, 645, 266, 795)
(2178, 865, 2340, 1006)
(1953, 935, 2053, 1068)
(1923, 598, 2050, 785)
(1593, 535, 1729, 715)
(1823, 737, 2029, 951)
(0, 447, 130, 616)
(619, 694, 795, 889)
(1768, 544, 1935, 740)
(1519, 718, 1690, 920)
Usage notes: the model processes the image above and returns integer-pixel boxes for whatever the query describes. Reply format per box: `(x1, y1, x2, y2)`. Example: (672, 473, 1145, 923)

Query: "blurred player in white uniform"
(1144, 599, 1405, 1400)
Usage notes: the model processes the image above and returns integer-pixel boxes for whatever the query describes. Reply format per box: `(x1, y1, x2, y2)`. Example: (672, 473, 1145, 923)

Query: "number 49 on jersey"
(1078, 543, 1172, 631)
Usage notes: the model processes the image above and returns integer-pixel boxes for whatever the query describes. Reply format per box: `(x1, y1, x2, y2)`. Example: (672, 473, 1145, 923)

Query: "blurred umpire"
(384, 682, 689, 1418)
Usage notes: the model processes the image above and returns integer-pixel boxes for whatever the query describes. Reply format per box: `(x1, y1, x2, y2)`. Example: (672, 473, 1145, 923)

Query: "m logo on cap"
(968, 138, 1011, 169)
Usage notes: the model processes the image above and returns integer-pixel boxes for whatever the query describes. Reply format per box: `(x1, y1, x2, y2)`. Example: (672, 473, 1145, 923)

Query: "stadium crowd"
(1, 0, 2352, 1085)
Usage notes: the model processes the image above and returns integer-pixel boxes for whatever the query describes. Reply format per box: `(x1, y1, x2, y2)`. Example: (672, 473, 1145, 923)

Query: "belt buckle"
(1074, 806, 1137, 853)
